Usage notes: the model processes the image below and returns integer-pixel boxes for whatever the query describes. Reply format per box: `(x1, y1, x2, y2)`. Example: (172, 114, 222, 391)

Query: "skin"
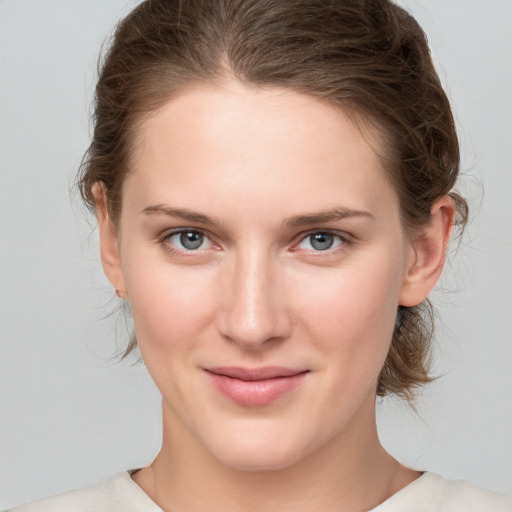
(95, 80, 454, 512)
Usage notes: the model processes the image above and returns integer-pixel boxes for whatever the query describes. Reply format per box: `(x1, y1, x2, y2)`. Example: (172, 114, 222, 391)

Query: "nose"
(217, 250, 292, 349)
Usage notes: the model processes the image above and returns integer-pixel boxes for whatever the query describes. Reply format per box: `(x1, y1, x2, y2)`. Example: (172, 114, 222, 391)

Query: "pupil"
(180, 231, 203, 250)
(311, 233, 334, 250)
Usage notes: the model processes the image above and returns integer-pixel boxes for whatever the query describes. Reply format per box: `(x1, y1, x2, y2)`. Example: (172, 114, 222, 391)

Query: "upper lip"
(205, 366, 308, 381)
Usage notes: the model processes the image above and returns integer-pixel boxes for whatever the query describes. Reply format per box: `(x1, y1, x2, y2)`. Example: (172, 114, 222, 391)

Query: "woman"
(6, 0, 512, 510)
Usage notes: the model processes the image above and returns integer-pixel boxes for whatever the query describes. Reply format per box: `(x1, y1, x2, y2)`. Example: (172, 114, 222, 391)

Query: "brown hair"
(78, 0, 468, 401)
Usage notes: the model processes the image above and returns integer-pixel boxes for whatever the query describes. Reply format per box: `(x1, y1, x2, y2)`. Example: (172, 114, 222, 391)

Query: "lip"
(205, 366, 309, 407)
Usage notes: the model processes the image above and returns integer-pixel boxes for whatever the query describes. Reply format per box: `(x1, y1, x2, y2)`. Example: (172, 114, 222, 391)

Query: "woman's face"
(103, 81, 420, 470)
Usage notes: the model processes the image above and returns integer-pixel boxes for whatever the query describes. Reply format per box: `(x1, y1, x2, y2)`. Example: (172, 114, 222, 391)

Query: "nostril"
(221, 330, 285, 350)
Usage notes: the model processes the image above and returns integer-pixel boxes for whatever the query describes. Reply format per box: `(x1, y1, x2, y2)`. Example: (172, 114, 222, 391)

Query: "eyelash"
(158, 228, 216, 256)
(293, 230, 350, 254)
(158, 228, 352, 256)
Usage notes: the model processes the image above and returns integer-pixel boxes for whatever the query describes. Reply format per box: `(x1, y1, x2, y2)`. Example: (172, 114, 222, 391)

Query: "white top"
(8, 470, 512, 512)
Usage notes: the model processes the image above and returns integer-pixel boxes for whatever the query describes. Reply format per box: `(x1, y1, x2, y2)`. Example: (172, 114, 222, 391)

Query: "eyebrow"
(284, 207, 374, 228)
(142, 204, 373, 229)
(141, 204, 222, 227)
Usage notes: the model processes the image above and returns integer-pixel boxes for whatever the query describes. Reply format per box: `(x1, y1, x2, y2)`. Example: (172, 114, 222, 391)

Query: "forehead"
(125, 80, 398, 222)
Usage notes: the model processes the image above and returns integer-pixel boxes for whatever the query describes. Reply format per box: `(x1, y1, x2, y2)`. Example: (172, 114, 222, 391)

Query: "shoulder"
(441, 476, 512, 511)
(6, 474, 122, 512)
(374, 472, 512, 512)
(6, 471, 161, 512)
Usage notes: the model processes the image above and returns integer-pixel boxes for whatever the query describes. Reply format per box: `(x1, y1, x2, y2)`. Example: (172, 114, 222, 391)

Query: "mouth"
(204, 366, 309, 407)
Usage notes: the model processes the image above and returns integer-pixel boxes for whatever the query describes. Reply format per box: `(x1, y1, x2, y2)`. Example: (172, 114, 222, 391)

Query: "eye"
(297, 231, 344, 251)
(167, 230, 212, 251)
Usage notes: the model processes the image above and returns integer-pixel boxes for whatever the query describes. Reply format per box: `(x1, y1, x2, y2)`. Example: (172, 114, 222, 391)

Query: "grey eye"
(309, 233, 335, 250)
(297, 232, 343, 252)
(170, 231, 206, 250)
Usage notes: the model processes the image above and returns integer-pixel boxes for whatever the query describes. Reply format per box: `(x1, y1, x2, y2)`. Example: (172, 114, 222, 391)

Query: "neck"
(133, 399, 420, 512)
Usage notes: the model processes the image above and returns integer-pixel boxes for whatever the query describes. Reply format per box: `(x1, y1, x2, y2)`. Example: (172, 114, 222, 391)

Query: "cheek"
(123, 253, 216, 356)
(124, 260, 221, 405)
(291, 256, 403, 374)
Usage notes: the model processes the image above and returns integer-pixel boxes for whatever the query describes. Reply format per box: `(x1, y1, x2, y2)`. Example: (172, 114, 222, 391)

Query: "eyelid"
(158, 227, 218, 253)
(157, 227, 353, 254)
(290, 229, 352, 252)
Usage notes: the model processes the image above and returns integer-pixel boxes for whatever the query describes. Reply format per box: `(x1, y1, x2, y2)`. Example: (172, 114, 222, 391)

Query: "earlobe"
(399, 196, 456, 307)
(92, 183, 127, 299)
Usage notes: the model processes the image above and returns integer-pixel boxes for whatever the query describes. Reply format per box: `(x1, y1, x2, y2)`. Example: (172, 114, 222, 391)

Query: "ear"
(92, 183, 127, 299)
(399, 196, 456, 307)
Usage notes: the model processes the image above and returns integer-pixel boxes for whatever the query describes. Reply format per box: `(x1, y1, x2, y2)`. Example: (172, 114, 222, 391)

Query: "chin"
(204, 423, 316, 472)
(216, 446, 305, 472)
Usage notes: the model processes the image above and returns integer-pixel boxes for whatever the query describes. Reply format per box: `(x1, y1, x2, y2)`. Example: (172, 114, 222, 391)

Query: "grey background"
(1, 0, 511, 508)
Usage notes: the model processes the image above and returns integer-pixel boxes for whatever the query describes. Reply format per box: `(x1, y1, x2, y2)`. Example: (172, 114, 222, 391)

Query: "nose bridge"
(219, 244, 289, 348)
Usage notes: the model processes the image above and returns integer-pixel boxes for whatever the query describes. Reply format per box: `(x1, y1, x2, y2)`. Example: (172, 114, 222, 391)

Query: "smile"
(204, 367, 309, 407)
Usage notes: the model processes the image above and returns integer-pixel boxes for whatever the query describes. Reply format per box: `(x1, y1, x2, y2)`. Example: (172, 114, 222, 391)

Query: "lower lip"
(206, 371, 307, 407)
